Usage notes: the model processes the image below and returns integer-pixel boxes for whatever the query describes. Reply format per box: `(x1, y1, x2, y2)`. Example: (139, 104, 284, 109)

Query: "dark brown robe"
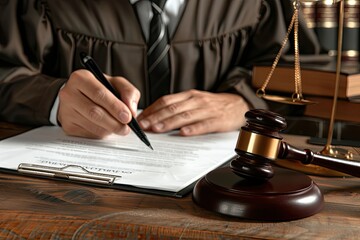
(0, 0, 321, 125)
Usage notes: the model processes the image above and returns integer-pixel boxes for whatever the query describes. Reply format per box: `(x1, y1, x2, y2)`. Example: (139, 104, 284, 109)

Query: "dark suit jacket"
(0, 0, 320, 125)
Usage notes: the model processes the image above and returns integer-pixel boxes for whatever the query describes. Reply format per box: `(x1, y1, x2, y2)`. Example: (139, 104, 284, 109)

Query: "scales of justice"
(192, 0, 360, 221)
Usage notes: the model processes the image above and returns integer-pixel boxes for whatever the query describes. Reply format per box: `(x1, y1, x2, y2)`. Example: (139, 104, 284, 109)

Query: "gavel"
(230, 109, 360, 180)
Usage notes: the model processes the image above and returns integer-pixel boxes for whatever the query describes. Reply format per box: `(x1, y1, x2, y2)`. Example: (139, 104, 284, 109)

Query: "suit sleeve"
(0, 1, 66, 125)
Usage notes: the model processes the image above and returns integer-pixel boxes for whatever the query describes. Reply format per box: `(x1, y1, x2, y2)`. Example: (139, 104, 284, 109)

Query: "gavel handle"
(278, 142, 360, 177)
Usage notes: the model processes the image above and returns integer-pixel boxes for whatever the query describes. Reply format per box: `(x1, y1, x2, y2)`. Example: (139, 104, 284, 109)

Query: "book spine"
(342, 0, 360, 63)
(300, 1, 317, 29)
(304, 96, 360, 123)
(315, 1, 339, 57)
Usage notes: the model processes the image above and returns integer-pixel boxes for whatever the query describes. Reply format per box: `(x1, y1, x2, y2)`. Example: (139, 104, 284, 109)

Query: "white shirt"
(130, 0, 186, 41)
(50, 0, 186, 125)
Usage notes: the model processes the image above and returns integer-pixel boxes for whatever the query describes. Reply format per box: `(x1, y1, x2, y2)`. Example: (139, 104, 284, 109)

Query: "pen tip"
(148, 145, 154, 150)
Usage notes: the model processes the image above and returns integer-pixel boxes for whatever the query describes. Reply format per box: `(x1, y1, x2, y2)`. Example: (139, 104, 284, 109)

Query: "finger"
(138, 90, 195, 120)
(179, 118, 220, 136)
(59, 84, 130, 136)
(139, 98, 199, 130)
(107, 75, 141, 117)
(64, 104, 130, 138)
(74, 70, 132, 124)
(74, 94, 131, 135)
(138, 90, 203, 129)
(60, 106, 112, 139)
(65, 122, 109, 139)
(150, 108, 212, 133)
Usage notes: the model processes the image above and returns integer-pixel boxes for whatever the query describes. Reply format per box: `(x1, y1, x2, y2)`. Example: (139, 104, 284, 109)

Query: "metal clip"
(18, 163, 118, 185)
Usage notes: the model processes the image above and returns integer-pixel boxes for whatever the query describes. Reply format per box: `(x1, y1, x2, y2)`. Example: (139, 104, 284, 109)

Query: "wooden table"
(0, 122, 359, 239)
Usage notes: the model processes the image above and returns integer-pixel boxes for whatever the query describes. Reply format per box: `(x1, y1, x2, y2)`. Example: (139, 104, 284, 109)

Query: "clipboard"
(1, 159, 233, 198)
(0, 126, 239, 198)
(1, 163, 193, 198)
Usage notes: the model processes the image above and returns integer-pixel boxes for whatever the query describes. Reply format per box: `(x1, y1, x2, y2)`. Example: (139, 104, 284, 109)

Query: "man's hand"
(137, 89, 250, 136)
(57, 69, 140, 139)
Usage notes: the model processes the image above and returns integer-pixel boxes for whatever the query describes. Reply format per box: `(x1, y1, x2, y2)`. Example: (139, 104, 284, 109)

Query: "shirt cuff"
(49, 85, 65, 126)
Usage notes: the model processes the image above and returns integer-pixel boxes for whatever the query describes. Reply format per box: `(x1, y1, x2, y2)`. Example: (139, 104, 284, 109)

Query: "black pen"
(80, 52, 153, 150)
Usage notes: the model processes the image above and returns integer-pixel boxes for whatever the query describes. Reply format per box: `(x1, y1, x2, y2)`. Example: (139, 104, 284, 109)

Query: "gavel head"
(230, 109, 287, 180)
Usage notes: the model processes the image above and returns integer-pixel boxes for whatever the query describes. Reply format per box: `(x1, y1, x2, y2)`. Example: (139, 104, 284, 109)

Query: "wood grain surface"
(0, 122, 359, 239)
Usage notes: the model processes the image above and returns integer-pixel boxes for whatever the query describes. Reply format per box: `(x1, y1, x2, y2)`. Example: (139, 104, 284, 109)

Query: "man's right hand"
(57, 69, 140, 139)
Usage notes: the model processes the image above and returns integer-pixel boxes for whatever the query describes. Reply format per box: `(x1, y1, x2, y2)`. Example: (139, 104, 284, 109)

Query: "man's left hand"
(137, 90, 250, 136)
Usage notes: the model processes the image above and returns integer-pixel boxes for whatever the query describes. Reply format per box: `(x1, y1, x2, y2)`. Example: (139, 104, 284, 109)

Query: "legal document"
(0, 127, 238, 194)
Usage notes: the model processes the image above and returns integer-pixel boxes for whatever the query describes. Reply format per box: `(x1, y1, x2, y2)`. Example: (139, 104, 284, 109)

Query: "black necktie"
(147, 0, 171, 103)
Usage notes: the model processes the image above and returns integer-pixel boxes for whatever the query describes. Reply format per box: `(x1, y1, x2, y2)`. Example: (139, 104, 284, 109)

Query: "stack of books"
(251, 62, 360, 145)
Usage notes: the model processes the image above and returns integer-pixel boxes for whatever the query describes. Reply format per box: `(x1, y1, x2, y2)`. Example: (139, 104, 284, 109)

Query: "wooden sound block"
(192, 166, 324, 221)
